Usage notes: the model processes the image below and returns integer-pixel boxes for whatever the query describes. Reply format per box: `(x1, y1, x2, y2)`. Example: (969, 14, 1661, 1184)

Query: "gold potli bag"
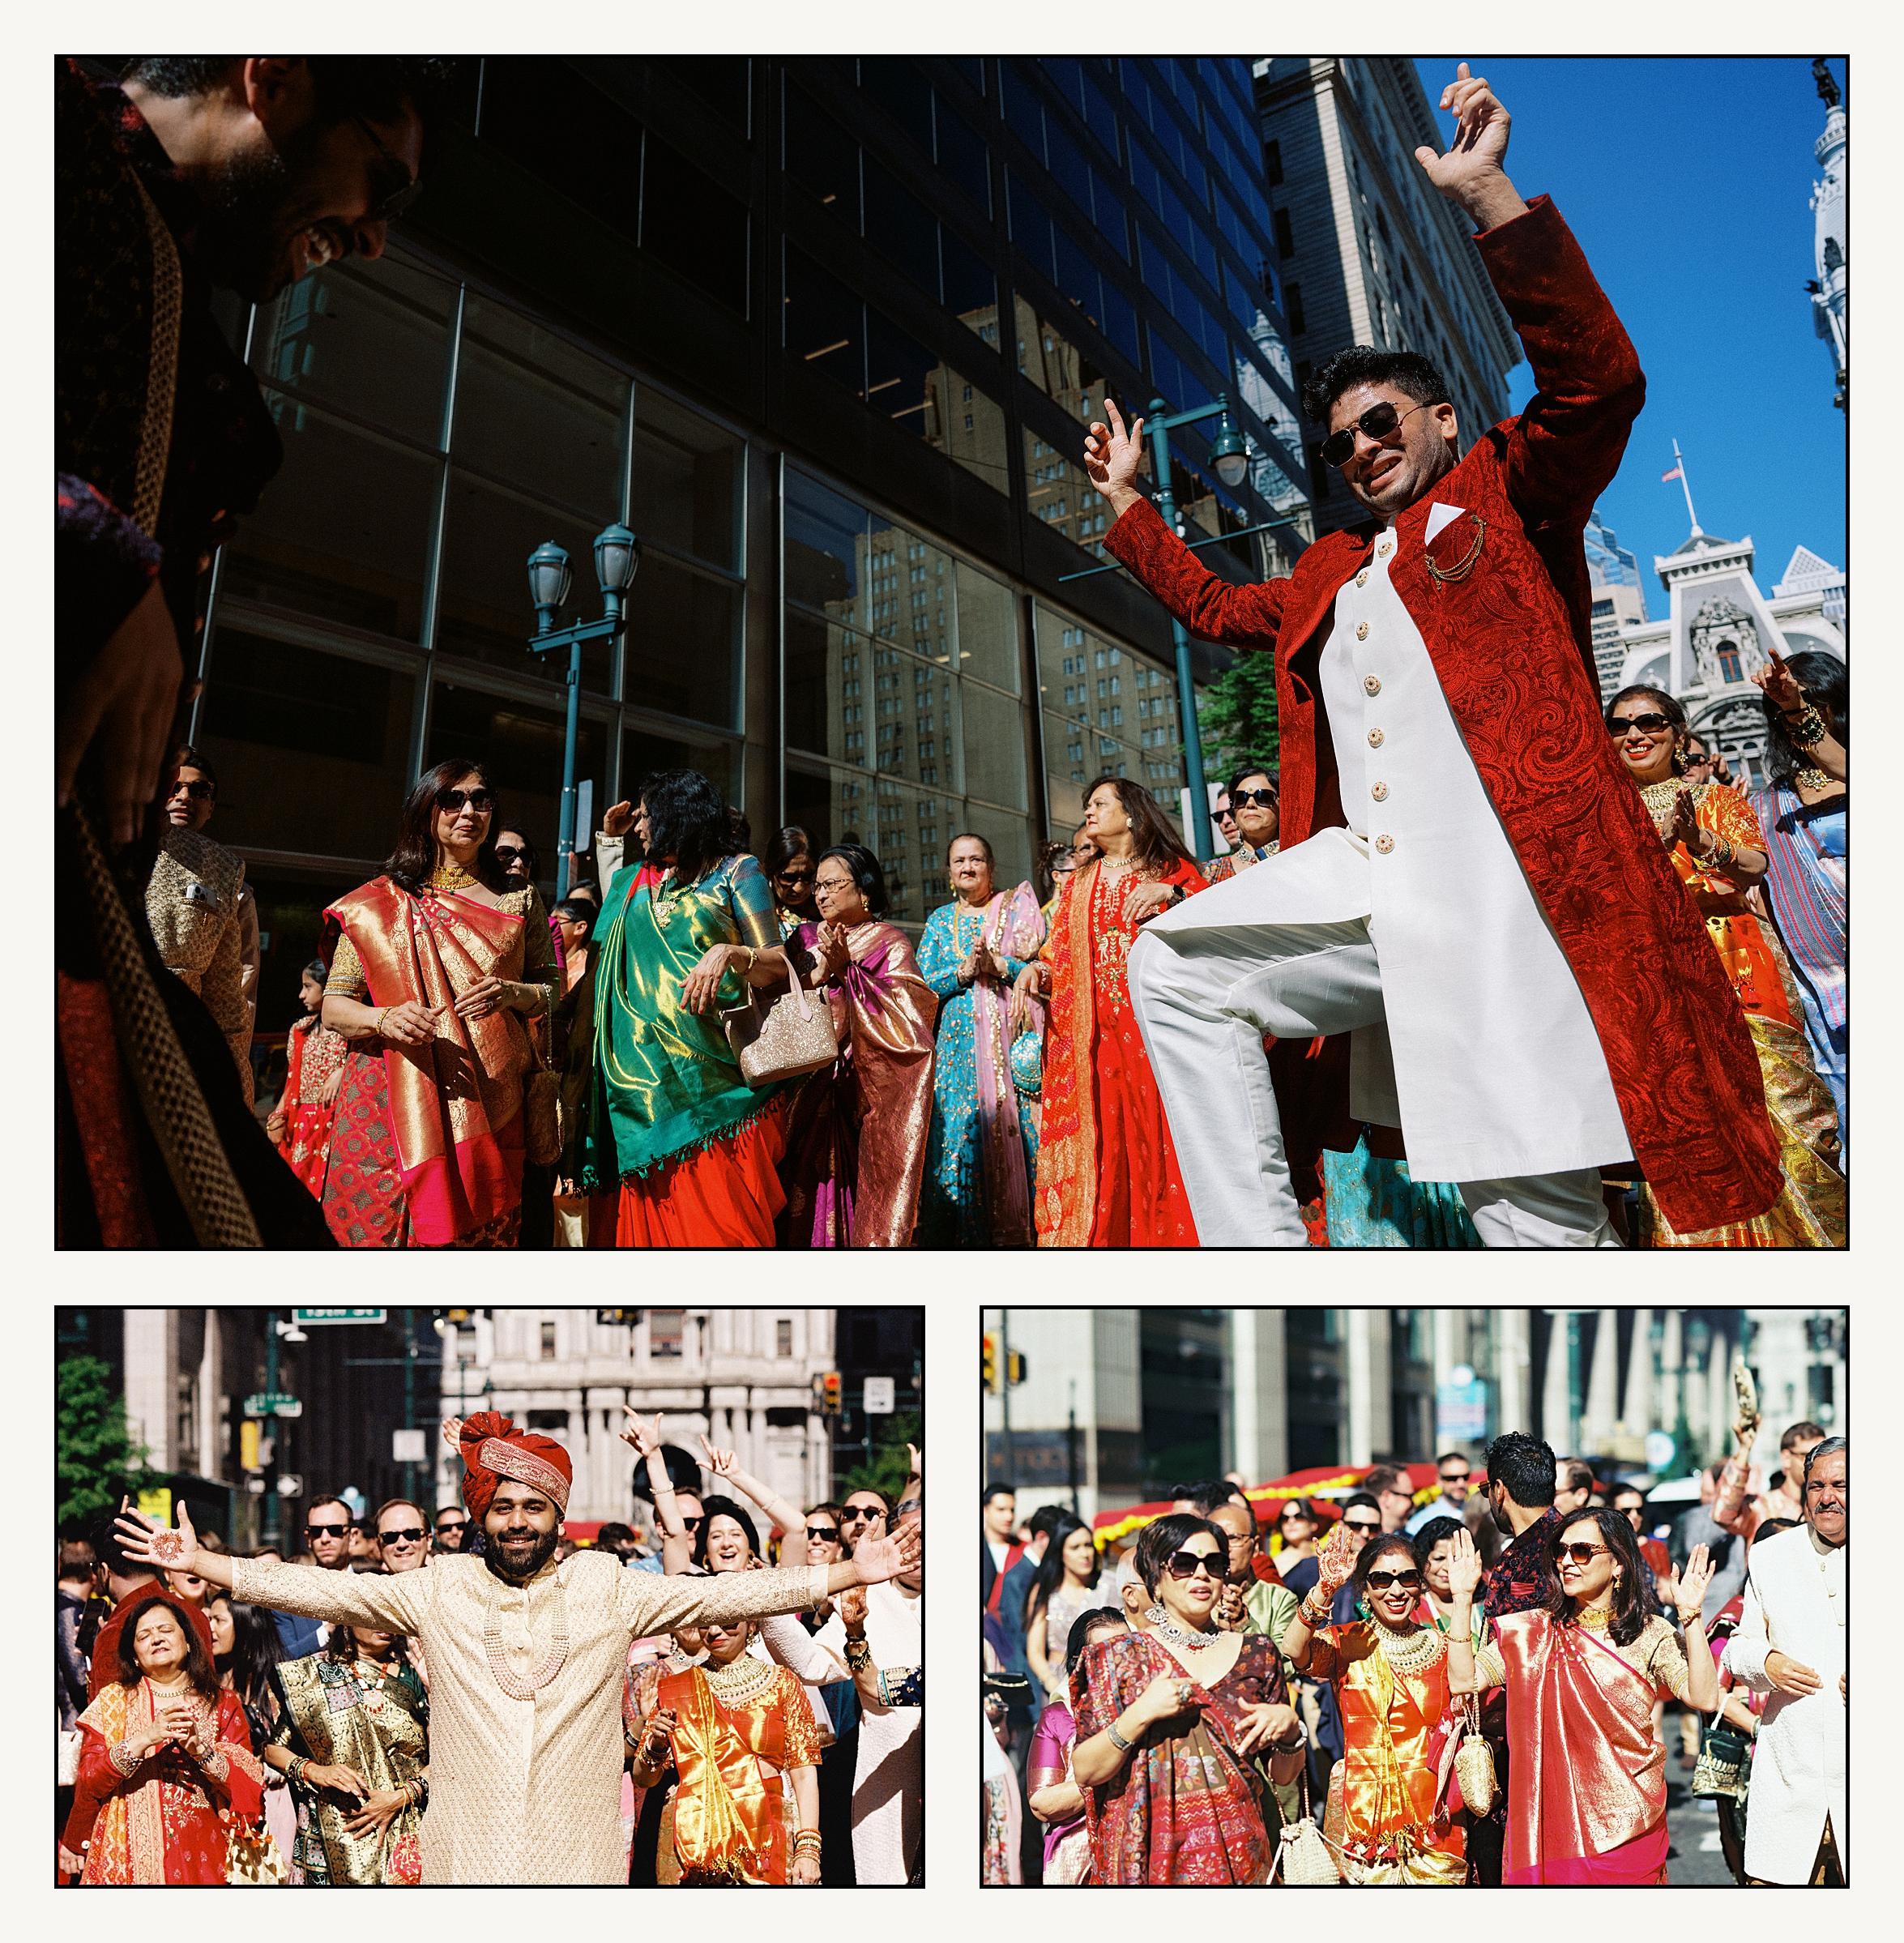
(1454, 1690, 1496, 1816)
(224, 1817, 288, 1885)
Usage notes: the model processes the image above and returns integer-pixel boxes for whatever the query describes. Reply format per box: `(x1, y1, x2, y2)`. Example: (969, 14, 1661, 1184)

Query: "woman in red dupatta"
(1445, 1511, 1718, 1885)
(267, 959, 348, 1198)
(1069, 1514, 1304, 1883)
(779, 844, 938, 1247)
(1023, 776, 1205, 1246)
(65, 1595, 263, 1885)
(319, 761, 557, 1248)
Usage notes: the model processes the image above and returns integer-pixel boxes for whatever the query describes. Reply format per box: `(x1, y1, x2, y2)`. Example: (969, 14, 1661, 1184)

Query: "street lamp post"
(1137, 397, 1249, 863)
(525, 524, 642, 898)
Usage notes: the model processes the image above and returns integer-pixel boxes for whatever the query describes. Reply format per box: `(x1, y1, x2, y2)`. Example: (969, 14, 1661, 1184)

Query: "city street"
(1667, 1782, 1736, 1887)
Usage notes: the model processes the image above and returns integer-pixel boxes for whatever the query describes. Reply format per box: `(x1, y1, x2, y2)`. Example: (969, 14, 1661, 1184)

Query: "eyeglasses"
(1164, 1548, 1225, 1580)
(1609, 712, 1672, 737)
(378, 1527, 427, 1546)
(349, 112, 425, 224)
(1319, 398, 1436, 468)
(1556, 1542, 1610, 1565)
(1343, 1519, 1382, 1535)
(814, 876, 856, 895)
(493, 845, 529, 868)
(305, 1523, 350, 1539)
(1232, 787, 1278, 809)
(1364, 1569, 1424, 1591)
(806, 1526, 840, 1543)
(168, 777, 214, 801)
(438, 787, 495, 813)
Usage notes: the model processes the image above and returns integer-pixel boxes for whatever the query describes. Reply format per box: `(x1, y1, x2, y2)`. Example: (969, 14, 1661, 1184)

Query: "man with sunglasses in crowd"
(269, 1495, 356, 1658)
(1406, 1451, 1474, 1533)
(432, 1504, 469, 1555)
(58, 55, 450, 1247)
(1086, 65, 1778, 1248)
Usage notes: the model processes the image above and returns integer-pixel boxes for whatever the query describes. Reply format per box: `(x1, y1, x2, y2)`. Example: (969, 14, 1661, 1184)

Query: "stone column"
(1583, 1309, 1621, 1452)
(123, 1308, 177, 1474)
(1495, 1309, 1530, 1446)
(1347, 1310, 1374, 1467)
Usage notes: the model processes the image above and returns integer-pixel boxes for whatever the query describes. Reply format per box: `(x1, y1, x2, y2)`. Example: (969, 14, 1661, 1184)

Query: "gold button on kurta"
(1372, 782, 1389, 802)
(1356, 621, 1370, 640)
(232, 1550, 832, 1884)
(1368, 728, 1384, 747)
(1375, 835, 1394, 854)
(1364, 675, 1381, 696)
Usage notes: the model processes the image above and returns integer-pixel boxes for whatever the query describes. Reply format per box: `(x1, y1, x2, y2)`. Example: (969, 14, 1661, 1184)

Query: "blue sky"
(1411, 56, 1846, 604)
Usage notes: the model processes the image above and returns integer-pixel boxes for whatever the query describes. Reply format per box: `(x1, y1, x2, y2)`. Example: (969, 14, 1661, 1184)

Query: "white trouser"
(1127, 914, 1618, 1249)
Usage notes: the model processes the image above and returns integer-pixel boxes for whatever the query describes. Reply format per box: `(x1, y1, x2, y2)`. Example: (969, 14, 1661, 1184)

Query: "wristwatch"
(1105, 1720, 1135, 1753)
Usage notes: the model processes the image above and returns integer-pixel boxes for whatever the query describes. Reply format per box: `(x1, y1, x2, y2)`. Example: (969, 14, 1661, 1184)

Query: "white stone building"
(1808, 61, 1846, 411)
(435, 1309, 838, 1532)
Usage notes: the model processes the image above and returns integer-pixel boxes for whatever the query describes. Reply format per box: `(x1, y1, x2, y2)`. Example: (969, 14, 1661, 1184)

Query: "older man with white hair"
(1721, 1437, 1846, 1885)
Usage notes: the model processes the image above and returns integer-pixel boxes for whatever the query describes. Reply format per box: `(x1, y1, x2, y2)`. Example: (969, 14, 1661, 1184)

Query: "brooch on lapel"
(1423, 509, 1486, 585)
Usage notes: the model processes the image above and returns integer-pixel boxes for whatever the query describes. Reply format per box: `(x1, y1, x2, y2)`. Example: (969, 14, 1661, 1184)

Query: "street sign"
(1645, 1429, 1677, 1472)
(863, 1377, 895, 1415)
(243, 1391, 301, 1418)
(276, 1475, 303, 1497)
(294, 1309, 387, 1326)
(392, 1428, 428, 1463)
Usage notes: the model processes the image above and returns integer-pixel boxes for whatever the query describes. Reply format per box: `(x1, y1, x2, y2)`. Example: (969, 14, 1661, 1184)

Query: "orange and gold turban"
(459, 1411, 572, 1518)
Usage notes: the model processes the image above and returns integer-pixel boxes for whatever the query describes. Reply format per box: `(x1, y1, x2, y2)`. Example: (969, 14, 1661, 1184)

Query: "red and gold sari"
(1636, 784, 1845, 1248)
(322, 876, 554, 1247)
(630, 1658, 824, 1885)
(1478, 1608, 1690, 1885)
(66, 1679, 264, 1885)
(280, 1012, 348, 1198)
(1035, 856, 1205, 1247)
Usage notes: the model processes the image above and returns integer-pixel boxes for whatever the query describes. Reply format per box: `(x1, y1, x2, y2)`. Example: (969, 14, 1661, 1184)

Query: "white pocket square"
(1425, 502, 1466, 544)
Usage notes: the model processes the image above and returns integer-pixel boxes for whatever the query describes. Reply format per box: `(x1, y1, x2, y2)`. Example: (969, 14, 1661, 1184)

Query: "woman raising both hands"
(1443, 1517, 1718, 1885)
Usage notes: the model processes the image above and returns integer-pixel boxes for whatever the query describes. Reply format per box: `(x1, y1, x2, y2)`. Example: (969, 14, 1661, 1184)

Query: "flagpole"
(1672, 438, 1701, 536)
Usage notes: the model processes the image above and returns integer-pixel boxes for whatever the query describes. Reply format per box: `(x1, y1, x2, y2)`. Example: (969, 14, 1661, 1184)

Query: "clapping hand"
(849, 1520, 921, 1585)
(620, 1406, 664, 1458)
(1654, 785, 1700, 856)
(813, 922, 850, 981)
(1674, 1544, 1716, 1627)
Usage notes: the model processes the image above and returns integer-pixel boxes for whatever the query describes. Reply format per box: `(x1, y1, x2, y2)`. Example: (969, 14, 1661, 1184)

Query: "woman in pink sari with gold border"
(319, 759, 557, 1249)
(1445, 1509, 1718, 1885)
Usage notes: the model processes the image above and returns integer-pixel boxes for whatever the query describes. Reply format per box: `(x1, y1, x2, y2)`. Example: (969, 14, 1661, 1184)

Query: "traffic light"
(596, 1309, 642, 1326)
(239, 1420, 261, 1472)
(822, 1371, 842, 1416)
(982, 1332, 998, 1394)
(1007, 1350, 1027, 1387)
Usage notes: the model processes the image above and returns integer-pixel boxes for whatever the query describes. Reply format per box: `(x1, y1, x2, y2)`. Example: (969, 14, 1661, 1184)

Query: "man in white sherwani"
(116, 1411, 920, 1884)
(1722, 1438, 1846, 1884)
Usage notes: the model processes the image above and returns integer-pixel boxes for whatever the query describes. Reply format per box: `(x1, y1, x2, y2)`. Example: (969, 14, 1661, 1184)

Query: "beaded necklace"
(1364, 1613, 1445, 1676)
(482, 1568, 570, 1700)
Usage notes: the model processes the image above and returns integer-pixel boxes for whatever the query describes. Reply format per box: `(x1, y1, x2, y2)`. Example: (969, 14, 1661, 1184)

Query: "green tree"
(1196, 650, 1280, 784)
(58, 1356, 152, 1532)
(841, 1409, 921, 1502)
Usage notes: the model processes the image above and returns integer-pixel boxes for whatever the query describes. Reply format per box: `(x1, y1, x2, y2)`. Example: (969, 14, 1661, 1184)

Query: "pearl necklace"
(1143, 1606, 1221, 1651)
(482, 1569, 570, 1700)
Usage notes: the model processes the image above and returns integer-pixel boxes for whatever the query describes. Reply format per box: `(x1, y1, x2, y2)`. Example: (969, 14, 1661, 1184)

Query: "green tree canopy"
(1197, 649, 1280, 786)
(58, 1356, 152, 1532)
(841, 1409, 921, 1503)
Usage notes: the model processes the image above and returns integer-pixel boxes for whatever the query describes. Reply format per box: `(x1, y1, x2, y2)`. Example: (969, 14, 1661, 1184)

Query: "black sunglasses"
(777, 866, 818, 886)
(1342, 1518, 1382, 1535)
(839, 1505, 882, 1524)
(1364, 1569, 1424, 1591)
(168, 777, 215, 801)
(1164, 1548, 1224, 1580)
(1319, 398, 1436, 468)
(350, 112, 425, 224)
(493, 844, 530, 866)
(378, 1527, 427, 1546)
(681, 1515, 704, 1532)
(1232, 786, 1278, 809)
(305, 1522, 350, 1539)
(806, 1526, 840, 1543)
(1610, 712, 1673, 737)
(438, 786, 495, 813)
(435, 1519, 466, 1532)
(1439, 1472, 1470, 1485)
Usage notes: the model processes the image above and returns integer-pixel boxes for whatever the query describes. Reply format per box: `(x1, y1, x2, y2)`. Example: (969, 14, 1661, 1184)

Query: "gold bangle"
(373, 1005, 391, 1037)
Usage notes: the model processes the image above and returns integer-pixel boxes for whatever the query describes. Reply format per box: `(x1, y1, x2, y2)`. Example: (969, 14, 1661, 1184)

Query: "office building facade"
(1585, 506, 1651, 702)
(180, 56, 1307, 1042)
(1250, 57, 1521, 536)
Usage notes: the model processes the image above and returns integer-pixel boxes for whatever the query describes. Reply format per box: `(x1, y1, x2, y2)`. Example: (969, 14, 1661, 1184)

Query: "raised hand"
(1414, 65, 1526, 228)
(1443, 1527, 1484, 1603)
(620, 1405, 663, 1458)
(850, 1519, 921, 1585)
(838, 1583, 868, 1630)
(698, 1434, 736, 1475)
(1675, 1544, 1716, 1625)
(1751, 649, 1805, 715)
(440, 1416, 465, 1451)
(114, 1495, 198, 1572)
(905, 1442, 921, 1482)
(603, 799, 636, 839)
(1082, 399, 1148, 504)
(1314, 1515, 1359, 1594)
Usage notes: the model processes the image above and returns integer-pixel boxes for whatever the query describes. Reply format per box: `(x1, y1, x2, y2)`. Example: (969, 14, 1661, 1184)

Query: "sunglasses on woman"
(493, 844, 529, 867)
(1232, 787, 1278, 809)
(1164, 1548, 1225, 1580)
(438, 787, 495, 812)
(806, 1526, 839, 1543)
(1318, 398, 1436, 468)
(1556, 1542, 1609, 1565)
(1364, 1569, 1423, 1591)
(777, 866, 818, 886)
(1609, 713, 1672, 737)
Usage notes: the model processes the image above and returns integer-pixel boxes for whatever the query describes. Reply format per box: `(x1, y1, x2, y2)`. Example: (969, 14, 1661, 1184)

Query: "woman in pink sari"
(320, 759, 557, 1247)
(1445, 1512, 1718, 1885)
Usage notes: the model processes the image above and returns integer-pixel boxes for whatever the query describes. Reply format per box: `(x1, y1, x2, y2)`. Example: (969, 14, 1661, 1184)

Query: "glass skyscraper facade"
(185, 56, 1307, 1041)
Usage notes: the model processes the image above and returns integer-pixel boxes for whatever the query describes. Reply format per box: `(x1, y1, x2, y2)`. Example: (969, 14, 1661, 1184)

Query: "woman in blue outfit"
(916, 833, 1045, 1247)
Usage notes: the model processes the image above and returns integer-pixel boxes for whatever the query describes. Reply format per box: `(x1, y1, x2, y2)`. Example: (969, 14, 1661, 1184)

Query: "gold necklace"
(427, 859, 478, 890)
(1637, 776, 1703, 817)
(701, 1653, 777, 1705)
(1795, 766, 1833, 791)
(1574, 1600, 1615, 1633)
(1365, 1615, 1445, 1674)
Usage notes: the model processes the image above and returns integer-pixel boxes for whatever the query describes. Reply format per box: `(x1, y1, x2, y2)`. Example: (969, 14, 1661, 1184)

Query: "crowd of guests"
(56, 1431, 924, 1886)
(203, 631, 1842, 1252)
(981, 1424, 1846, 1886)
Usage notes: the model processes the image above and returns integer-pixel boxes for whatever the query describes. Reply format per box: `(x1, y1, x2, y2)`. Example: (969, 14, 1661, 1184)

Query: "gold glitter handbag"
(724, 948, 839, 1087)
(1454, 1691, 1497, 1816)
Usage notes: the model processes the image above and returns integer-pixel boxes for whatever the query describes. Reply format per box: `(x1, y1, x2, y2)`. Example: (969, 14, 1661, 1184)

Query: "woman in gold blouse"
(628, 1616, 826, 1885)
(319, 758, 557, 1248)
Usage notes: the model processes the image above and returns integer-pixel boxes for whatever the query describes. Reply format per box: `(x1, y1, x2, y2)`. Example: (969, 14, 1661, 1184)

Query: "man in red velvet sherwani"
(1092, 66, 1779, 1246)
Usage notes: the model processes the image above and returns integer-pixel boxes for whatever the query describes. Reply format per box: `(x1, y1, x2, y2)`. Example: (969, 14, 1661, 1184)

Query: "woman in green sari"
(580, 769, 795, 1245)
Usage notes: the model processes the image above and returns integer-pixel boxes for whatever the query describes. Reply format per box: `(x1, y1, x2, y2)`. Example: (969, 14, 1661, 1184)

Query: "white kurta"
(1721, 1525, 1847, 1881)
(232, 1552, 830, 1885)
(813, 1580, 922, 1884)
(1147, 506, 1629, 1183)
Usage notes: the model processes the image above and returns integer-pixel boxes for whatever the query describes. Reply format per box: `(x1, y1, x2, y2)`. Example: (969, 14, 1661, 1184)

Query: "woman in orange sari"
(1018, 776, 1205, 1245)
(1607, 687, 1844, 1246)
(627, 1616, 826, 1885)
(267, 959, 348, 1198)
(1446, 1513, 1718, 1885)
(65, 1594, 265, 1885)
(319, 759, 557, 1248)
(1279, 1527, 1466, 1883)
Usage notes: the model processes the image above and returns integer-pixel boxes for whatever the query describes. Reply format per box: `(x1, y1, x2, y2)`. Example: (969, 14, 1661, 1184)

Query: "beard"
(192, 124, 324, 302)
(482, 1522, 561, 1585)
